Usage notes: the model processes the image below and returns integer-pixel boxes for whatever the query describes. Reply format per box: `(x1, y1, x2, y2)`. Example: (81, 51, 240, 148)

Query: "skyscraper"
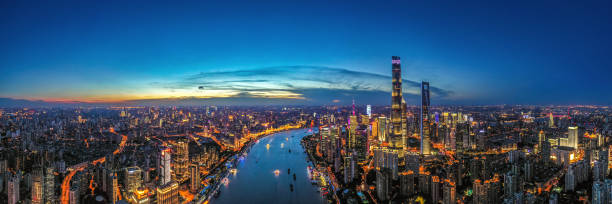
(391, 56, 403, 148)
(125, 166, 142, 193)
(190, 164, 200, 193)
(160, 147, 172, 185)
(156, 181, 179, 204)
(8, 174, 19, 204)
(421, 81, 431, 155)
(175, 139, 189, 179)
(44, 167, 56, 203)
(31, 168, 43, 204)
(568, 126, 578, 149)
(376, 168, 391, 201)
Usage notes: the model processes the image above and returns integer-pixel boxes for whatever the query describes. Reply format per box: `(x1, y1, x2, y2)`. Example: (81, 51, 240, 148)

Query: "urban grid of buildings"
(0, 56, 611, 204)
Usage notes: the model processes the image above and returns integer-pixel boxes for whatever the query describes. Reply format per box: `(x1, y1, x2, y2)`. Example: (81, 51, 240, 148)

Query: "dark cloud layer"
(152, 66, 453, 105)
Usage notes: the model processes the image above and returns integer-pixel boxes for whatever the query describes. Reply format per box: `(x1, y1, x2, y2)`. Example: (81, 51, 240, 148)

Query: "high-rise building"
(592, 181, 606, 204)
(69, 186, 79, 204)
(44, 167, 56, 203)
(343, 156, 355, 184)
(549, 112, 555, 128)
(349, 115, 358, 149)
(190, 164, 200, 193)
(125, 166, 142, 193)
(421, 81, 431, 155)
(443, 181, 456, 204)
(111, 173, 118, 204)
(159, 148, 172, 185)
(600, 148, 609, 177)
(538, 130, 546, 153)
(8, 174, 20, 204)
(390, 56, 403, 149)
(504, 171, 518, 196)
(156, 181, 179, 204)
(378, 117, 388, 143)
(31, 168, 43, 204)
(565, 167, 576, 192)
(400, 171, 415, 196)
(174, 140, 189, 179)
(473, 179, 487, 204)
(376, 168, 391, 201)
(568, 126, 578, 149)
(366, 105, 372, 119)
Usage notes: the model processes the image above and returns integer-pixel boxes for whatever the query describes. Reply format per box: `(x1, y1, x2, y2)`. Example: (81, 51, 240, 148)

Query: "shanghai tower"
(421, 81, 431, 155)
(391, 56, 403, 148)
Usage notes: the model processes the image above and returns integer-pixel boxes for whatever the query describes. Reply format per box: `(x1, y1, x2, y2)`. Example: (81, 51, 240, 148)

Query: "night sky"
(1, 1, 611, 105)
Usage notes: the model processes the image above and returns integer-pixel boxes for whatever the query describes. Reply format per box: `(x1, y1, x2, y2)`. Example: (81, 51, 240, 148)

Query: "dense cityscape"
(0, 56, 610, 204)
(2, 1, 612, 204)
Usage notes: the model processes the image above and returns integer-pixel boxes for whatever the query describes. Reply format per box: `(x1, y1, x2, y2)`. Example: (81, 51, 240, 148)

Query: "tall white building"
(568, 126, 578, 149)
(160, 148, 172, 185)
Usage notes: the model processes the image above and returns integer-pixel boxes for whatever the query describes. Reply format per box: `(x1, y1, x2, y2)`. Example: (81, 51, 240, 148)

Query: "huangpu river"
(211, 129, 326, 204)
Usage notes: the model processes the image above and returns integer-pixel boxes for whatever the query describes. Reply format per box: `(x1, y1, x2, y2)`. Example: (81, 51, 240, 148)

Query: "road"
(60, 129, 128, 204)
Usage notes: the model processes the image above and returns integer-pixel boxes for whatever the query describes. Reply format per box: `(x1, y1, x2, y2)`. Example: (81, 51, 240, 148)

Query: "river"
(211, 129, 326, 204)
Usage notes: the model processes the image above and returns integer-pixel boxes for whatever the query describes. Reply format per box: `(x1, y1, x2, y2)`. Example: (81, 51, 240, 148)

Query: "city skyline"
(1, 1, 611, 105)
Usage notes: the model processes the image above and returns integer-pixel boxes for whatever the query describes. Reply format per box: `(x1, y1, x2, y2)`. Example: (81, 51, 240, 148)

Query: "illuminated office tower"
(190, 164, 200, 193)
(390, 56, 403, 148)
(568, 126, 578, 149)
(44, 167, 56, 203)
(366, 105, 371, 118)
(159, 148, 172, 185)
(156, 181, 179, 204)
(31, 168, 43, 204)
(111, 173, 118, 204)
(378, 117, 388, 142)
(549, 113, 555, 128)
(538, 130, 546, 153)
(401, 98, 408, 149)
(421, 81, 431, 155)
(349, 115, 358, 149)
(125, 166, 142, 193)
(8, 175, 19, 204)
(175, 140, 189, 179)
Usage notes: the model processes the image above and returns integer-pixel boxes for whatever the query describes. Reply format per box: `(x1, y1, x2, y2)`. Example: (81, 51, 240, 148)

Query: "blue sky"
(0, 0, 611, 105)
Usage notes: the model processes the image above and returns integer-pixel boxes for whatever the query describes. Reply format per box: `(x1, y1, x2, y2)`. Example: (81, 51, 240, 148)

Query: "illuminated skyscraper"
(44, 167, 56, 203)
(111, 173, 118, 204)
(190, 164, 200, 193)
(538, 130, 546, 153)
(31, 168, 43, 204)
(156, 181, 179, 204)
(159, 148, 172, 185)
(366, 105, 371, 119)
(549, 112, 555, 128)
(391, 56, 403, 148)
(421, 81, 431, 155)
(568, 126, 578, 149)
(378, 116, 388, 143)
(125, 166, 142, 193)
(175, 139, 189, 179)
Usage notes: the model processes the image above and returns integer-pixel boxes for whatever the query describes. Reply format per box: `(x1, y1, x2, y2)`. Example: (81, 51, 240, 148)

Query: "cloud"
(151, 66, 453, 105)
